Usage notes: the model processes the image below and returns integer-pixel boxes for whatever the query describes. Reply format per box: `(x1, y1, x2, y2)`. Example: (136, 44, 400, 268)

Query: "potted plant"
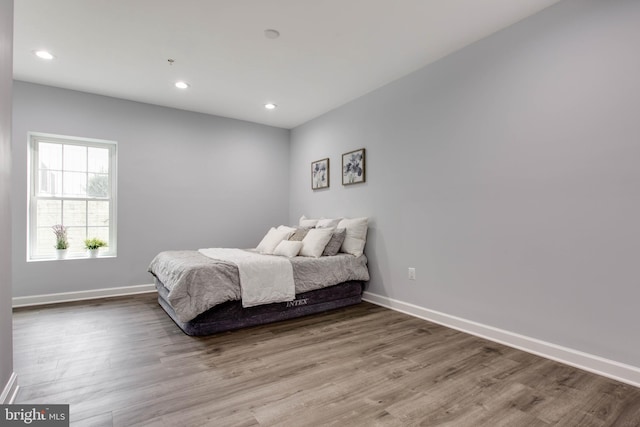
(84, 237, 107, 258)
(52, 224, 69, 259)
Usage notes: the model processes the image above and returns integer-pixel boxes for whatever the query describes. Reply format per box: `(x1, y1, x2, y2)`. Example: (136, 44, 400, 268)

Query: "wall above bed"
(11, 82, 291, 298)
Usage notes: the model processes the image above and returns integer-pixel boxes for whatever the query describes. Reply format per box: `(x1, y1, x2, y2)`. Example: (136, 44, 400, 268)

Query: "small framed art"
(342, 148, 366, 185)
(311, 158, 330, 190)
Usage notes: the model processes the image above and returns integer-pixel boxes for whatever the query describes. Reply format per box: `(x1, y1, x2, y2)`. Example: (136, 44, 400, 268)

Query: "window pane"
(35, 227, 57, 257)
(87, 173, 109, 197)
(63, 200, 87, 226)
(63, 171, 87, 197)
(67, 226, 87, 254)
(36, 200, 62, 227)
(63, 144, 87, 172)
(38, 170, 62, 196)
(88, 147, 109, 173)
(38, 142, 62, 170)
(88, 201, 109, 226)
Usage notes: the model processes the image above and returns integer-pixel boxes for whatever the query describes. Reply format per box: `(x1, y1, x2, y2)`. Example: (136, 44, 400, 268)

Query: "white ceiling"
(13, 0, 562, 129)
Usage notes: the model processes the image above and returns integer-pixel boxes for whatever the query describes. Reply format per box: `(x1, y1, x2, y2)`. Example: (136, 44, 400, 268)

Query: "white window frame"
(27, 132, 118, 261)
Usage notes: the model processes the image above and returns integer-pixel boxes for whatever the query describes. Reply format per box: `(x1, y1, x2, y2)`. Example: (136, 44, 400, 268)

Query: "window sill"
(27, 255, 117, 262)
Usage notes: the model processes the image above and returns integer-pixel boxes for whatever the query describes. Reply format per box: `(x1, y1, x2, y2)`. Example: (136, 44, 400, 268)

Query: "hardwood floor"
(13, 294, 640, 426)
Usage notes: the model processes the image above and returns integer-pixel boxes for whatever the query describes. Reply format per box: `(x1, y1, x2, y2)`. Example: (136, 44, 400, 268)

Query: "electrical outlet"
(408, 267, 416, 280)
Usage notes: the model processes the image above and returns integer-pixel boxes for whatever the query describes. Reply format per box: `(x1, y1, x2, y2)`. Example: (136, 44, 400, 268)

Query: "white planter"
(55, 249, 68, 260)
(87, 249, 99, 258)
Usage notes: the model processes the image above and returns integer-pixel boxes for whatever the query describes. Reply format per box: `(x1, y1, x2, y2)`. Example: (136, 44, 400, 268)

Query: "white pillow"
(299, 228, 335, 258)
(273, 240, 303, 258)
(256, 227, 293, 254)
(337, 217, 368, 256)
(299, 215, 319, 228)
(315, 218, 342, 229)
(277, 225, 297, 235)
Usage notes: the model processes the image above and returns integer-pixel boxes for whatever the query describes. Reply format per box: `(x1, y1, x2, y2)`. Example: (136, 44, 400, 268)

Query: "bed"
(148, 217, 370, 336)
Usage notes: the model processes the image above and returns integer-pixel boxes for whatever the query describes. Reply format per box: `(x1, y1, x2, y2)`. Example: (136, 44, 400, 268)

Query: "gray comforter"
(148, 250, 369, 322)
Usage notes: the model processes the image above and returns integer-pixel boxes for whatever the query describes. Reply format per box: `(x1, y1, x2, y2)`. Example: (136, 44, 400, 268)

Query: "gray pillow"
(322, 228, 346, 256)
(288, 228, 310, 241)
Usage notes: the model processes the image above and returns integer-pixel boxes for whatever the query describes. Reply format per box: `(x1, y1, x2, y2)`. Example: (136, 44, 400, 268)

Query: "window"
(28, 133, 117, 260)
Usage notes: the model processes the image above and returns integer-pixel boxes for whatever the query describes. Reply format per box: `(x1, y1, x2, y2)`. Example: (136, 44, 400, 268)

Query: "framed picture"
(311, 158, 330, 190)
(342, 148, 366, 185)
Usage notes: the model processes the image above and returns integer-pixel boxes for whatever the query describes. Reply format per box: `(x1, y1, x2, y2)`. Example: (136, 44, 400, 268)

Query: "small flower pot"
(87, 249, 99, 258)
(55, 249, 68, 260)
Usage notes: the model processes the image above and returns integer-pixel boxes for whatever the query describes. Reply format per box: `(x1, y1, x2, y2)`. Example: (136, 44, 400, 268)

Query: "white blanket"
(198, 248, 295, 308)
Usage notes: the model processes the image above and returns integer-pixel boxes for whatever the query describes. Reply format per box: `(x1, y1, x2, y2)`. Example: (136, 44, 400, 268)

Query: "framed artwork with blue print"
(342, 148, 365, 185)
(311, 158, 330, 190)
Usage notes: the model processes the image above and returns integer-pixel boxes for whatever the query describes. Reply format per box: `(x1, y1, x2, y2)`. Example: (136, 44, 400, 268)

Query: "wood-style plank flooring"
(13, 294, 640, 426)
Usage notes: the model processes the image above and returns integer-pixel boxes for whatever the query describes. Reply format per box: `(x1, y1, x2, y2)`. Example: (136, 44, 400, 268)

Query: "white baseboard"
(362, 291, 640, 389)
(1, 372, 18, 404)
(12, 284, 156, 308)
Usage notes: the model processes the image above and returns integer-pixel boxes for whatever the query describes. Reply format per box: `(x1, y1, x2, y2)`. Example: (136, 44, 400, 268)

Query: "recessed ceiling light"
(34, 50, 54, 60)
(175, 81, 190, 89)
(264, 103, 277, 110)
(264, 29, 280, 39)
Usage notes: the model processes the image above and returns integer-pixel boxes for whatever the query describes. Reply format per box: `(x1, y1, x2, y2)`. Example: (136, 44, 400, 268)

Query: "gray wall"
(12, 82, 290, 297)
(0, 0, 13, 401)
(290, 0, 640, 368)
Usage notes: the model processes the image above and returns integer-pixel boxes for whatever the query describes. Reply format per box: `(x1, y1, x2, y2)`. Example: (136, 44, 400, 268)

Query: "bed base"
(155, 279, 364, 336)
